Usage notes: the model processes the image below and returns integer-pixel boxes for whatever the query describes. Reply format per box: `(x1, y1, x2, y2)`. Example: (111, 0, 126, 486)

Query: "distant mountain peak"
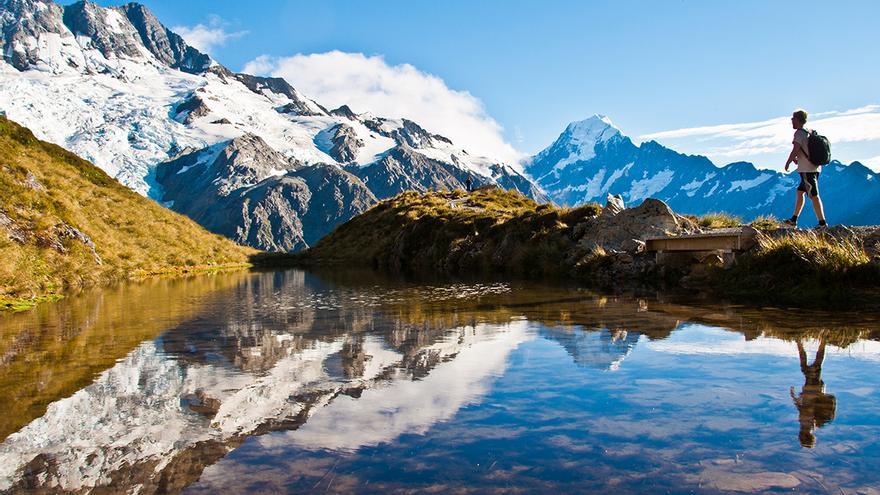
(562, 114, 621, 144)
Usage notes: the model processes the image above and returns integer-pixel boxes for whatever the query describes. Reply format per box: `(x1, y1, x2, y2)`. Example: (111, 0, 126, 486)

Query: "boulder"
(575, 198, 692, 252)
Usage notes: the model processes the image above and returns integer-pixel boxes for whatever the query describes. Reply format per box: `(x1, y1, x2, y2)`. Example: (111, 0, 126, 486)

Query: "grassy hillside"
(0, 116, 256, 309)
(295, 187, 601, 276)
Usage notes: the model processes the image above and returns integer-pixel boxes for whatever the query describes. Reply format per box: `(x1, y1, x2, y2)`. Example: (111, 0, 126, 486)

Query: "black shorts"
(797, 172, 820, 197)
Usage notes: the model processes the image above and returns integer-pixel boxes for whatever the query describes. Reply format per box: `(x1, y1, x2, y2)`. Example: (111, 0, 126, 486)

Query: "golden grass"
(0, 116, 257, 305)
(694, 212, 742, 229)
(716, 231, 879, 305)
(749, 214, 782, 230)
(299, 188, 601, 277)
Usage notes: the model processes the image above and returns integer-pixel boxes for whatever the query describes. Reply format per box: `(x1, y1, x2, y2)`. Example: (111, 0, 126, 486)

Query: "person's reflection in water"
(789, 337, 837, 448)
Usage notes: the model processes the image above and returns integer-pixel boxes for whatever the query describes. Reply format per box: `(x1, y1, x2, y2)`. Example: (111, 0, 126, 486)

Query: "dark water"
(1, 270, 879, 494)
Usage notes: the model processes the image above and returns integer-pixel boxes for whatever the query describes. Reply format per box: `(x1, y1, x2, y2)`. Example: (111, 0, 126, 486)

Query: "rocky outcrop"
(233, 73, 328, 116)
(350, 145, 470, 199)
(173, 94, 210, 124)
(62, 2, 145, 60)
(0, 0, 69, 71)
(202, 165, 377, 252)
(156, 137, 376, 252)
(118, 3, 211, 73)
(0, 0, 212, 73)
(329, 105, 358, 120)
(574, 197, 698, 252)
(324, 123, 363, 163)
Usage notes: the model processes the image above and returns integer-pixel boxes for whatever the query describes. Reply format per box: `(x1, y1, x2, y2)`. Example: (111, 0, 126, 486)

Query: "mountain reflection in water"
(0, 269, 879, 494)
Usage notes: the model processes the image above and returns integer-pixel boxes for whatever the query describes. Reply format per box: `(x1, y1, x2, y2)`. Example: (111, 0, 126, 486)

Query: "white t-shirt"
(793, 128, 819, 173)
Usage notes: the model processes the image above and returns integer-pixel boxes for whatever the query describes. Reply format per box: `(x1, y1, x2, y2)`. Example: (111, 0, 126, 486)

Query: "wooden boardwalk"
(644, 227, 758, 253)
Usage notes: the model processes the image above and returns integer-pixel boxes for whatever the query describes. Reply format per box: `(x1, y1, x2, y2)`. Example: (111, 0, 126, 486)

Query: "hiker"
(783, 109, 827, 228)
(465, 175, 473, 192)
(789, 337, 836, 448)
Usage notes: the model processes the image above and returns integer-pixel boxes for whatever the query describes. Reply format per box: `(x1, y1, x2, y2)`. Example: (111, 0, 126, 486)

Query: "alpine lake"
(1, 269, 878, 494)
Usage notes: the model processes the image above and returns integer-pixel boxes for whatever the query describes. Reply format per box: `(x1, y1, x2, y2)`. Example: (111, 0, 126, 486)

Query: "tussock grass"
(0, 116, 256, 307)
(694, 212, 742, 229)
(749, 215, 782, 230)
(299, 188, 601, 277)
(717, 231, 880, 306)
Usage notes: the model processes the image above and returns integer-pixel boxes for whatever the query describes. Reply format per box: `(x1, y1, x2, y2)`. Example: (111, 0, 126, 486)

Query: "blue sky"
(77, 0, 880, 169)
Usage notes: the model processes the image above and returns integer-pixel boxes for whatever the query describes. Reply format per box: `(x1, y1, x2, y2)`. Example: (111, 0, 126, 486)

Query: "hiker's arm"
(785, 144, 799, 171)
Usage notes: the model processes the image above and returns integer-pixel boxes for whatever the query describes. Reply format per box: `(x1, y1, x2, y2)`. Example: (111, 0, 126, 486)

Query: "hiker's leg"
(810, 195, 826, 222)
(793, 190, 806, 217)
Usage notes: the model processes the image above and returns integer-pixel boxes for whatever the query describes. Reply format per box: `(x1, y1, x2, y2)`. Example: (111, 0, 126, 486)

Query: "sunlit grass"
(749, 214, 782, 230)
(694, 212, 742, 229)
(0, 116, 256, 307)
(300, 187, 602, 277)
(716, 231, 879, 305)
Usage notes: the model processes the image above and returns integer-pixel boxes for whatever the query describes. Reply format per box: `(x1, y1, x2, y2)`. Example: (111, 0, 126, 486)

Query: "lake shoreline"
(281, 189, 880, 310)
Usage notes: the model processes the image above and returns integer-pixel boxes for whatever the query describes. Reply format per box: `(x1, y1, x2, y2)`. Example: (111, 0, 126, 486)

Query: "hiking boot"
(782, 218, 797, 228)
(815, 220, 828, 230)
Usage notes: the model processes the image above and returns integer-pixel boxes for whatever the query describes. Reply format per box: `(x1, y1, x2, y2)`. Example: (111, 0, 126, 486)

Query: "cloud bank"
(173, 15, 248, 55)
(242, 51, 524, 165)
(640, 105, 880, 171)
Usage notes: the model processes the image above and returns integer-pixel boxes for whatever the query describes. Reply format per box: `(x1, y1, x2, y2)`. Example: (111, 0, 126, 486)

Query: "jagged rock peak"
(0, 0, 211, 73)
(330, 105, 358, 120)
(234, 73, 328, 116)
(117, 2, 211, 73)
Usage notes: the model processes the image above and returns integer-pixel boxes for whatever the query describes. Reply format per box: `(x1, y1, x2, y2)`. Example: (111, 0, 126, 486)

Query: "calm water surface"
(1, 269, 879, 494)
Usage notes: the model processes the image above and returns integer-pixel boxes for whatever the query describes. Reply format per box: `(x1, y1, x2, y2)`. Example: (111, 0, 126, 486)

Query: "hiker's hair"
(793, 109, 808, 124)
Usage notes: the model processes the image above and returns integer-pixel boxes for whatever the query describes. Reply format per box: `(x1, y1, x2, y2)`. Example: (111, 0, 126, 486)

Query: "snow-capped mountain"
(527, 115, 880, 225)
(0, 0, 543, 251)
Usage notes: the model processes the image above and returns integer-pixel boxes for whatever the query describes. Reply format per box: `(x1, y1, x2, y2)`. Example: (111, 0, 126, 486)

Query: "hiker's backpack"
(806, 129, 831, 166)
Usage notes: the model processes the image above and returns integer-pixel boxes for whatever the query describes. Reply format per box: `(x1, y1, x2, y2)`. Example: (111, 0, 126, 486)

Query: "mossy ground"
(0, 116, 257, 310)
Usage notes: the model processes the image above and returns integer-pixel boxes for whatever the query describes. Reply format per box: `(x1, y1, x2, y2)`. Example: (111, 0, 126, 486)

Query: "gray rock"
(1, 0, 69, 71)
(173, 94, 210, 124)
(24, 171, 45, 191)
(322, 123, 364, 163)
(119, 2, 211, 74)
(329, 105, 358, 120)
(602, 193, 625, 216)
(0, 210, 27, 244)
(156, 136, 376, 252)
(575, 198, 694, 252)
(620, 238, 645, 254)
(1, 0, 212, 73)
(62, 2, 145, 61)
(55, 222, 101, 264)
(233, 73, 328, 116)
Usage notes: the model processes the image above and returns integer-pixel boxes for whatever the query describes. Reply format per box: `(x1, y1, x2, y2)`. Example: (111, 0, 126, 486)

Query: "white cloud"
(864, 155, 880, 168)
(173, 15, 247, 55)
(242, 51, 524, 165)
(640, 105, 880, 171)
(241, 54, 274, 76)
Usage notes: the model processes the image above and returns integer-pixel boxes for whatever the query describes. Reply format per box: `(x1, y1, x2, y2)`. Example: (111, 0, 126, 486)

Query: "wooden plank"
(646, 235, 740, 252)
(644, 227, 757, 252)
